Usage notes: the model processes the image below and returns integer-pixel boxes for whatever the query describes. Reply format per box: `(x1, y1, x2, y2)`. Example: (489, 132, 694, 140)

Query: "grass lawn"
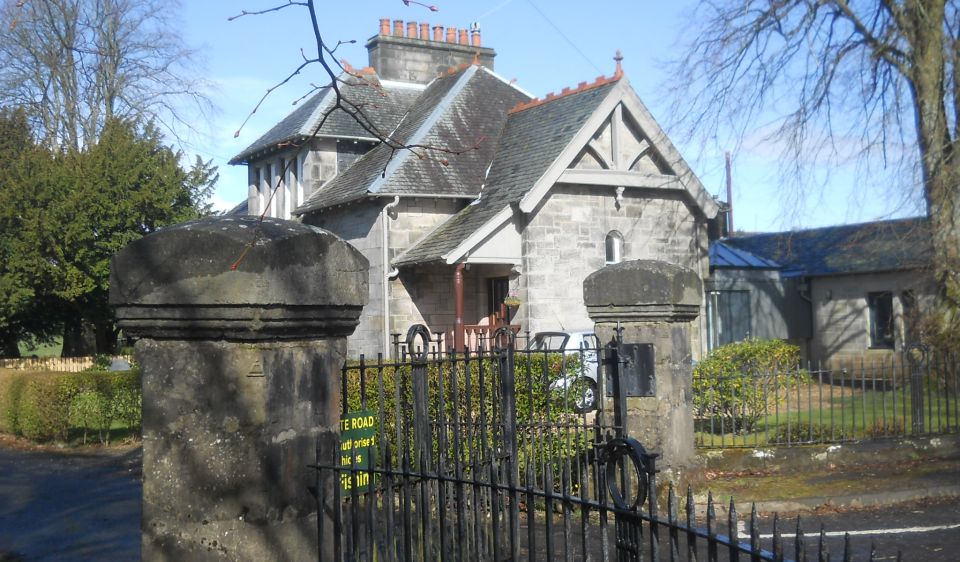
(17, 338, 63, 358)
(696, 381, 960, 448)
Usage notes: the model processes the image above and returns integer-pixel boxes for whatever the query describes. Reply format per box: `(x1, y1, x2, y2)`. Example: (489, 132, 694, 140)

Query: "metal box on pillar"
(110, 216, 368, 561)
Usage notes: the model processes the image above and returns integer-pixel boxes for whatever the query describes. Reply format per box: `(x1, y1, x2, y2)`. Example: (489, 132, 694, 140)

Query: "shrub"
(18, 374, 74, 441)
(693, 339, 800, 433)
(0, 369, 140, 444)
(0, 373, 26, 434)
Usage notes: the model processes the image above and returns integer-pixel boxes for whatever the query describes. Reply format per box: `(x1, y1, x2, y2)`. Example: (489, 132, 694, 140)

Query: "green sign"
(339, 409, 377, 493)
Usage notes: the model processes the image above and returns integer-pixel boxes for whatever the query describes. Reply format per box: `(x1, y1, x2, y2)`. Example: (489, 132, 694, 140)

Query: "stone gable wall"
(520, 185, 708, 349)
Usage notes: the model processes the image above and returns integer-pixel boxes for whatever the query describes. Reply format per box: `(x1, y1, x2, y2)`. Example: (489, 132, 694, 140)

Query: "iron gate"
(313, 325, 876, 561)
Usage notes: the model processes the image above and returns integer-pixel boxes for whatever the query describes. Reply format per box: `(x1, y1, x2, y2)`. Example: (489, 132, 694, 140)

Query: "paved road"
(0, 444, 956, 561)
(753, 498, 960, 561)
(0, 446, 141, 561)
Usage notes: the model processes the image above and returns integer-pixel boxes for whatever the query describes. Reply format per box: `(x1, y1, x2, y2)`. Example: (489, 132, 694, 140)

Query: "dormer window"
(605, 231, 623, 265)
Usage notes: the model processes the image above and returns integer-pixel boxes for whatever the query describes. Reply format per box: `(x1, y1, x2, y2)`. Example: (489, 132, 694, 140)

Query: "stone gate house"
(230, 19, 721, 357)
(707, 217, 936, 365)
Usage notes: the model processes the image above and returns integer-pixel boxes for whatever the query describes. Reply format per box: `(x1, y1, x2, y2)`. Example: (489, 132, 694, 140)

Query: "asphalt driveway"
(0, 444, 141, 561)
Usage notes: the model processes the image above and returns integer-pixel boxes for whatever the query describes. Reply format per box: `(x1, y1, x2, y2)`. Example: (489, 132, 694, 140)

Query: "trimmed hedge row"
(0, 368, 141, 444)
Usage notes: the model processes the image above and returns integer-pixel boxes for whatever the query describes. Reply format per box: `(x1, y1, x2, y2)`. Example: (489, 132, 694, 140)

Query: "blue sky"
(178, 0, 922, 232)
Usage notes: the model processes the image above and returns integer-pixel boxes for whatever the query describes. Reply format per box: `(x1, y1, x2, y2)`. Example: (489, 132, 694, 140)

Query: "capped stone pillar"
(110, 216, 368, 561)
(583, 260, 701, 476)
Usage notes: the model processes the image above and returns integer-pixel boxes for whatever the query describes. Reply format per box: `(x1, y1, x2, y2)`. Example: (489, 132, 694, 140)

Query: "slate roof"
(393, 79, 620, 266)
(711, 217, 931, 277)
(228, 71, 423, 165)
(296, 65, 530, 213)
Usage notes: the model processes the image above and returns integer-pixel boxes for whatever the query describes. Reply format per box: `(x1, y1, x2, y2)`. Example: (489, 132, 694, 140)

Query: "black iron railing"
(694, 351, 960, 449)
(314, 324, 890, 561)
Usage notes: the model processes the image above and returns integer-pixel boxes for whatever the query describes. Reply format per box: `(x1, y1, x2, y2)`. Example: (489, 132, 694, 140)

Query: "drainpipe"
(454, 263, 465, 351)
(382, 196, 400, 357)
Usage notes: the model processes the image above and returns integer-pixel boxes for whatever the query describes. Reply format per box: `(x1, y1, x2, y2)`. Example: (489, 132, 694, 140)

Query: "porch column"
(110, 216, 368, 561)
(583, 259, 701, 479)
(454, 263, 465, 350)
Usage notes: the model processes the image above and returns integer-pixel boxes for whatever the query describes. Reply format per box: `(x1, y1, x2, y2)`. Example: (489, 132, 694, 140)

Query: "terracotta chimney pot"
(433, 25, 443, 41)
(407, 22, 417, 38)
(393, 19, 404, 36)
(379, 18, 390, 36)
(446, 27, 456, 43)
(419, 23, 429, 39)
(458, 29, 468, 44)
(471, 30, 481, 47)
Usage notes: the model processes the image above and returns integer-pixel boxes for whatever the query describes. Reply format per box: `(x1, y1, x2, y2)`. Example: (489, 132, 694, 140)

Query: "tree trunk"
(94, 319, 118, 355)
(906, 0, 960, 303)
(62, 314, 96, 357)
(0, 333, 20, 358)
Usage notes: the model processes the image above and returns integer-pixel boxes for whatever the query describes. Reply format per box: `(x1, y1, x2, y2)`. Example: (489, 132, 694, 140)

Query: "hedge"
(342, 352, 591, 484)
(0, 367, 141, 444)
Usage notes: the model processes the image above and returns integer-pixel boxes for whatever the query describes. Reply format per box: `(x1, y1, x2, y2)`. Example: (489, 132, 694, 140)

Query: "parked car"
(525, 330, 600, 413)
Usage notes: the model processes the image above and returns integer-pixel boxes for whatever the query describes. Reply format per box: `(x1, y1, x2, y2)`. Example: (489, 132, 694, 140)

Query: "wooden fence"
(0, 355, 134, 373)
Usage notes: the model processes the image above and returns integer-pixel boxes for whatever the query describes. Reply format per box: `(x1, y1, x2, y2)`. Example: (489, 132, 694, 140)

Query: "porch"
(392, 262, 524, 353)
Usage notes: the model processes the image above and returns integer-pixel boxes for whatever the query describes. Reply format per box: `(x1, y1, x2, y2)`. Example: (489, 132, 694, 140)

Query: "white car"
(525, 330, 600, 413)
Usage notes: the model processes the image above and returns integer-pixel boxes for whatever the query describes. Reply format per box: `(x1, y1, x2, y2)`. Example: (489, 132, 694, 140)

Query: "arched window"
(605, 231, 623, 265)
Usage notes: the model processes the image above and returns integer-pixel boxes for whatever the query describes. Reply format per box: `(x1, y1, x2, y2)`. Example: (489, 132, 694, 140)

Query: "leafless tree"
(668, 0, 960, 309)
(0, 0, 210, 150)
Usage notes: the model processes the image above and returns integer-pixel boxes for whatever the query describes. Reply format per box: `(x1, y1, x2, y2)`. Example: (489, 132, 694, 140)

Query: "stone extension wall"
(810, 270, 937, 364)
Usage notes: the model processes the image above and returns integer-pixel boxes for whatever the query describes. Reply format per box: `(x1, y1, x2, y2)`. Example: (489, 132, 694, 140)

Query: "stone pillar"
(583, 260, 701, 476)
(110, 216, 368, 561)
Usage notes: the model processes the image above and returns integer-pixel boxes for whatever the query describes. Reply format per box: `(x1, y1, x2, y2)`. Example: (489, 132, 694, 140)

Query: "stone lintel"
(586, 303, 700, 324)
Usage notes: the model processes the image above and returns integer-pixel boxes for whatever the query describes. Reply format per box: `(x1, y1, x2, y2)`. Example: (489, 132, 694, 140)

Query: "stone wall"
(810, 270, 936, 364)
(521, 185, 708, 340)
(305, 196, 464, 357)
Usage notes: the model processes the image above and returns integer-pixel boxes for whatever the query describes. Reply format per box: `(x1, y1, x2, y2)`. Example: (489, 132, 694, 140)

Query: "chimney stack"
(367, 19, 497, 84)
